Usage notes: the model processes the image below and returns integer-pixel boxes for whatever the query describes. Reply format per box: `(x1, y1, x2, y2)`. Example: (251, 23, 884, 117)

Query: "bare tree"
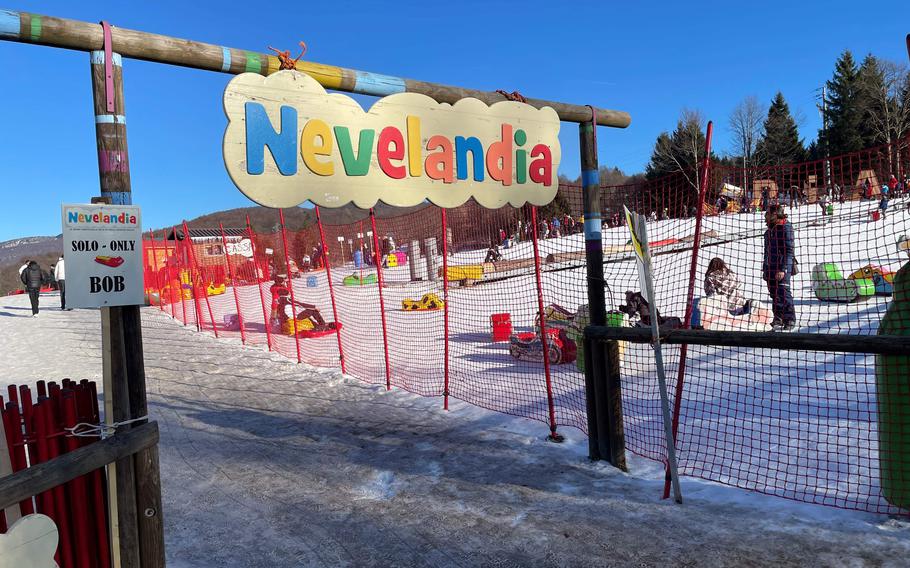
(729, 96, 765, 166)
(861, 59, 910, 174)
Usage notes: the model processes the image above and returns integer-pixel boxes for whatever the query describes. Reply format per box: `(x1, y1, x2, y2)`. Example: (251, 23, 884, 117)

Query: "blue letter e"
(245, 103, 297, 175)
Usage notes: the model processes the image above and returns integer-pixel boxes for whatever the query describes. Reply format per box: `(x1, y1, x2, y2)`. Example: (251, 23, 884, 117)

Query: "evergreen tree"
(822, 50, 865, 156)
(755, 92, 806, 166)
(645, 110, 708, 187)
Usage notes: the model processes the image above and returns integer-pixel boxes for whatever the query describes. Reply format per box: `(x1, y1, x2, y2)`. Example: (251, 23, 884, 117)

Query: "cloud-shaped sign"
(223, 70, 561, 209)
(0, 514, 59, 568)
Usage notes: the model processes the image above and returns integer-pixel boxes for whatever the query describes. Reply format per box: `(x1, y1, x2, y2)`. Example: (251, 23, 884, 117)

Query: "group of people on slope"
(703, 204, 796, 331)
(19, 255, 68, 317)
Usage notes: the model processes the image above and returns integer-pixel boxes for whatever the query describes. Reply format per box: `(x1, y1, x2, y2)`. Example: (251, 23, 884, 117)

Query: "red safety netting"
(140, 135, 910, 514)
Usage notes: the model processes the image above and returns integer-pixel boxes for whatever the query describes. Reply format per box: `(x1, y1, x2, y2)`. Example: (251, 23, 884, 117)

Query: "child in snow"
(704, 258, 745, 312)
(880, 195, 889, 220)
(762, 205, 796, 331)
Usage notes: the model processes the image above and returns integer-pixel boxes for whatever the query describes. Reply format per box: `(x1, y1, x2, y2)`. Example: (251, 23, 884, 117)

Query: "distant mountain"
(149, 202, 431, 235)
(0, 236, 62, 295)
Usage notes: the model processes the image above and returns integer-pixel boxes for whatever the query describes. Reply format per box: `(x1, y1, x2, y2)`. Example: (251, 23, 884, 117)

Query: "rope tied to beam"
(269, 41, 308, 70)
(495, 90, 527, 103)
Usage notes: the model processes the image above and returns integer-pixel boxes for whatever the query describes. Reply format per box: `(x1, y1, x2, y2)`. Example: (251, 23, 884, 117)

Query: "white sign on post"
(61, 204, 144, 308)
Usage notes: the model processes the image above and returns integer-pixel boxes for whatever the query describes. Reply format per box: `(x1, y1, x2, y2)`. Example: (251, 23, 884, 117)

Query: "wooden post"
(90, 44, 165, 567)
(0, 10, 631, 129)
(579, 117, 625, 466)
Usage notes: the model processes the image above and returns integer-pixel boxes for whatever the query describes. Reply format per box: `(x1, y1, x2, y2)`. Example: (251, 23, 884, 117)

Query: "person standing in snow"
(54, 256, 68, 310)
(704, 257, 745, 312)
(20, 260, 46, 317)
(880, 195, 890, 220)
(762, 205, 796, 330)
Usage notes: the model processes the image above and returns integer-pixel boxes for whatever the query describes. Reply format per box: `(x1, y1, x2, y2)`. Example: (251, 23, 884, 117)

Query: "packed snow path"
(1, 293, 908, 567)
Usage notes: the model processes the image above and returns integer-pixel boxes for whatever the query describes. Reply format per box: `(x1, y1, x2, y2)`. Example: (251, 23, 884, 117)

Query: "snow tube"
(691, 297, 773, 332)
(401, 293, 444, 311)
(850, 265, 894, 296)
(811, 263, 874, 303)
(876, 260, 910, 509)
(342, 273, 378, 286)
(385, 254, 398, 267)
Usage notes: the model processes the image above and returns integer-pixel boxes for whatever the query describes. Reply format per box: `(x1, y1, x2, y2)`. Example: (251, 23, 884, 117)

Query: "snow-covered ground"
(2, 288, 910, 566)
(165, 197, 910, 514)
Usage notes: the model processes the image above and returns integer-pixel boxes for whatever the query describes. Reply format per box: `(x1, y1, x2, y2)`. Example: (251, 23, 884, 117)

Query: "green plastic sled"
(876, 260, 910, 509)
(342, 273, 378, 286)
(811, 262, 874, 303)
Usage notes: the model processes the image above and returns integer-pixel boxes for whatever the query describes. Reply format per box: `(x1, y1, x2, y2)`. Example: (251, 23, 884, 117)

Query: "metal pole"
(664, 120, 713, 499)
(89, 42, 164, 566)
(219, 222, 246, 344)
(0, 10, 630, 128)
(315, 206, 346, 374)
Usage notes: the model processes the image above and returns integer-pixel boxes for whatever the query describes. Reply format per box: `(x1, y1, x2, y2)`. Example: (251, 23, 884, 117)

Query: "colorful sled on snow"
(811, 263, 875, 303)
(509, 327, 576, 364)
(282, 318, 341, 338)
(401, 293, 444, 311)
(206, 283, 226, 296)
(342, 273, 378, 286)
(850, 265, 895, 296)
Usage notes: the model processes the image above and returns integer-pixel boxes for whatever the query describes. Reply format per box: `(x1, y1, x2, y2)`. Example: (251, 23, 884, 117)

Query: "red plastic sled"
(296, 322, 342, 338)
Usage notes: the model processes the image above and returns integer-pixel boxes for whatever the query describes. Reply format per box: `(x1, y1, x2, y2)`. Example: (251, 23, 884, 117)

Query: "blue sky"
(1, 0, 908, 241)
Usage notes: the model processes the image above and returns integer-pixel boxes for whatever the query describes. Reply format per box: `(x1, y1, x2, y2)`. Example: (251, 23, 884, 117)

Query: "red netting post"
(3, 402, 34, 515)
(663, 120, 714, 499)
(441, 207, 451, 410)
(246, 217, 274, 352)
(531, 206, 561, 441)
(160, 229, 176, 320)
(148, 233, 166, 314)
(184, 221, 219, 338)
(316, 206, 346, 374)
(369, 208, 393, 390)
(172, 226, 189, 326)
(278, 210, 303, 364)
(220, 222, 246, 344)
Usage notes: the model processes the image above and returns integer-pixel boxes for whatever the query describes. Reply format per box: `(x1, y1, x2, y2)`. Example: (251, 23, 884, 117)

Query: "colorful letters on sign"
(223, 70, 561, 209)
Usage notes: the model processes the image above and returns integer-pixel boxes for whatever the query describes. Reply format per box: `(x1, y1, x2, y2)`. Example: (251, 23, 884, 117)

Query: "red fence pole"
(441, 207, 451, 410)
(41, 400, 74, 568)
(3, 402, 34, 515)
(369, 208, 393, 390)
(61, 392, 92, 568)
(663, 120, 714, 499)
(316, 206, 346, 374)
(184, 221, 219, 338)
(148, 233, 166, 314)
(172, 226, 190, 326)
(278, 210, 303, 364)
(530, 206, 560, 441)
(220, 222, 246, 344)
(160, 229, 176, 320)
(246, 217, 274, 352)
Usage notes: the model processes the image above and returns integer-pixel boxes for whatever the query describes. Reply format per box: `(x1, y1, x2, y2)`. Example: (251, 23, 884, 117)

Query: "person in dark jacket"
(19, 260, 46, 316)
(762, 205, 796, 330)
